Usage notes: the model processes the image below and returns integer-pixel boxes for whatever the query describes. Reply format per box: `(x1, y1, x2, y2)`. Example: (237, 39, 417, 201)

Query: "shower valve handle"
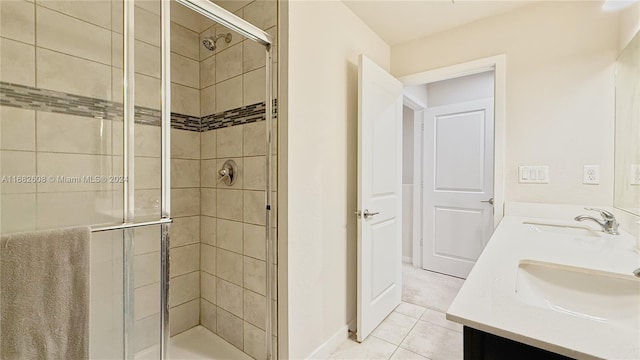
(217, 169, 230, 182)
(217, 160, 238, 186)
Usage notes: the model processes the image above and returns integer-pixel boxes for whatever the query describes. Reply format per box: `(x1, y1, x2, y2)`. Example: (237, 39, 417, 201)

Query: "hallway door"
(357, 54, 403, 342)
(422, 99, 494, 279)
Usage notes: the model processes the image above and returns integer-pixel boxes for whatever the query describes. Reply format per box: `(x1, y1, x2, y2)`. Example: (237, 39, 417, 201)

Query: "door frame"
(399, 55, 506, 268)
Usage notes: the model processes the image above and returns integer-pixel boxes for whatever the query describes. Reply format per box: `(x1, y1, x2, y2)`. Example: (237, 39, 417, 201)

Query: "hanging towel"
(0, 227, 90, 360)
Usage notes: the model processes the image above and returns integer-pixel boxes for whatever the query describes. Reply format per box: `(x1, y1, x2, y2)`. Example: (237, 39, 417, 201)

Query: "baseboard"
(306, 324, 349, 359)
(402, 256, 412, 264)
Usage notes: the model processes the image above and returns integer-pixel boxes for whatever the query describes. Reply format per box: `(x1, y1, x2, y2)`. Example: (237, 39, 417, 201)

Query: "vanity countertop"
(446, 216, 640, 360)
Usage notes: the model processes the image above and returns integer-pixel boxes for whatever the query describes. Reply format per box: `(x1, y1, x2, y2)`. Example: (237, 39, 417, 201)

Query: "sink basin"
(515, 260, 640, 328)
(523, 221, 600, 238)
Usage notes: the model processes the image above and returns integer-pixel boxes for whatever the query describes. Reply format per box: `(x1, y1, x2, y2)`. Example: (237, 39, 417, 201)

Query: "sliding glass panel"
(89, 224, 164, 359)
(126, 0, 164, 222)
(0, 0, 125, 233)
(89, 229, 125, 359)
(0, 0, 129, 357)
(131, 224, 163, 357)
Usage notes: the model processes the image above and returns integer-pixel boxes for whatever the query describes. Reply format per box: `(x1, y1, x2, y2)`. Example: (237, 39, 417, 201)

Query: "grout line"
(415, 316, 464, 334)
(170, 49, 200, 64)
(170, 242, 200, 251)
(36, 43, 113, 69)
(36, 3, 114, 33)
(170, 20, 200, 38)
(169, 269, 200, 280)
(170, 297, 200, 311)
(172, 80, 202, 92)
(0, 35, 36, 48)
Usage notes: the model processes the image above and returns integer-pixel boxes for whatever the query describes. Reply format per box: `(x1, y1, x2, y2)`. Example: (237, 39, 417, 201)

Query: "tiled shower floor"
(136, 326, 252, 360)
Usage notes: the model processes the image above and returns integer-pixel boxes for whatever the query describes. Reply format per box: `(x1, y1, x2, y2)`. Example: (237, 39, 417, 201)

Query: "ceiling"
(342, 0, 536, 46)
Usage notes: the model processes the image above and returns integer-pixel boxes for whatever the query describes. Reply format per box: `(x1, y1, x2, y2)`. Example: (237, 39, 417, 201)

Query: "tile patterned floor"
(329, 264, 465, 360)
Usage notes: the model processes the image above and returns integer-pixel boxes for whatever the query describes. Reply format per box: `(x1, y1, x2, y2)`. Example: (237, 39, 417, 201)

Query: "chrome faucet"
(574, 208, 620, 235)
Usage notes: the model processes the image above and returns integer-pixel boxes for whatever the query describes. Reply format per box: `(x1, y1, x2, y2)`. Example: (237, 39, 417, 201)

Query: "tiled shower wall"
(198, 3, 277, 119)
(199, 122, 278, 359)
(196, 1, 278, 358)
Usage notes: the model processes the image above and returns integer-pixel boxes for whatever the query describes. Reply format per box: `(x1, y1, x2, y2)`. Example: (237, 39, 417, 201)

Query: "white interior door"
(422, 99, 494, 279)
(357, 55, 403, 342)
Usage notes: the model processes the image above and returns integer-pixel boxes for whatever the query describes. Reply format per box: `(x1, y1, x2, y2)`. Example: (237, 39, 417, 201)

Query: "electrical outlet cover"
(583, 165, 600, 185)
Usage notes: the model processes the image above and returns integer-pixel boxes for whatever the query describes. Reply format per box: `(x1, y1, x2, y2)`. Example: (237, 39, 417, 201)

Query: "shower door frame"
(121, 0, 174, 358)
(166, 1, 276, 359)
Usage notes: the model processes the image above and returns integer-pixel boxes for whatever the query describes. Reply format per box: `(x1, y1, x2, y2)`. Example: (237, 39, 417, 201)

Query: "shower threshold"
(135, 325, 252, 360)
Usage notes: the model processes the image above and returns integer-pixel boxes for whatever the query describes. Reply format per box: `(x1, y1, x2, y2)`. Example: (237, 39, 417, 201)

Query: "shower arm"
(214, 33, 232, 43)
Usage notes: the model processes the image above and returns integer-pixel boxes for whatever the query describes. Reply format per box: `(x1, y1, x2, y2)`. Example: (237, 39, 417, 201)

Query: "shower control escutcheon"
(218, 160, 238, 186)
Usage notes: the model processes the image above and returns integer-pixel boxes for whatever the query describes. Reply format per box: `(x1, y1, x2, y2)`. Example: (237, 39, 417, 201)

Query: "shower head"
(202, 33, 233, 52)
(202, 37, 216, 51)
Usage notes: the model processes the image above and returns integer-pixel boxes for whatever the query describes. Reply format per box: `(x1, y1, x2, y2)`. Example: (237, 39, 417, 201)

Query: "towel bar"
(90, 218, 173, 233)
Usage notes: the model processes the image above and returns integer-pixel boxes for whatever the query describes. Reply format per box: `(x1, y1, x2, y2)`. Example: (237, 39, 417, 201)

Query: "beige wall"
(426, 70, 494, 108)
(392, 1, 620, 207)
(284, 0, 390, 357)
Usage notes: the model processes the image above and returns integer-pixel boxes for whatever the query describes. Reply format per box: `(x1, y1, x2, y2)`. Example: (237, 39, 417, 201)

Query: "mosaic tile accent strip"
(0, 82, 277, 132)
(200, 100, 277, 131)
(1, 81, 121, 120)
(171, 112, 201, 132)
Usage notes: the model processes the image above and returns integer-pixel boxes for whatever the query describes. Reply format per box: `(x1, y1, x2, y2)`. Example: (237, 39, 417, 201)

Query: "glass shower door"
(0, 0, 171, 358)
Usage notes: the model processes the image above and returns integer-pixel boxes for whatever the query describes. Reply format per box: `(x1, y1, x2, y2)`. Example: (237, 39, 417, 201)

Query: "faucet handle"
(584, 207, 615, 220)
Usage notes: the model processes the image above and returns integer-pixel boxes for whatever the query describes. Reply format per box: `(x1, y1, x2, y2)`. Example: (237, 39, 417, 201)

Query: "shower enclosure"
(0, 0, 277, 358)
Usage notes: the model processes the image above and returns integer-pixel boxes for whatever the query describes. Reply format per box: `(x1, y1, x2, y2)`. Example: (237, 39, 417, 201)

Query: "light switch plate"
(583, 165, 600, 185)
(519, 166, 549, 184)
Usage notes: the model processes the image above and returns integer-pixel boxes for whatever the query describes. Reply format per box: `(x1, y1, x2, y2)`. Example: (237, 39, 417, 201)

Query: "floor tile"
(402, 265, 464, 313)
(420, 309, 463, 333)
(329, 334, 397, 360)
(394, 301, 426, 319)
(390, 348, 430, 360)
(400, 321, 463, 360)
(371, 312, 419, 345)
(331, 265, 466, 360)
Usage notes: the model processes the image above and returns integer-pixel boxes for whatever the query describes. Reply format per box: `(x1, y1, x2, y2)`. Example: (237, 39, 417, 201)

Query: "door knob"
(481, 198, 494, 205)
(363, 209, 380, 219)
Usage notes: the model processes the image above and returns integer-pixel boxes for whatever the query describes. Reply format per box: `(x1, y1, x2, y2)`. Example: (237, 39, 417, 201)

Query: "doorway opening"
(352, 55, 504, 351)
(403, 70, 496, 279)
